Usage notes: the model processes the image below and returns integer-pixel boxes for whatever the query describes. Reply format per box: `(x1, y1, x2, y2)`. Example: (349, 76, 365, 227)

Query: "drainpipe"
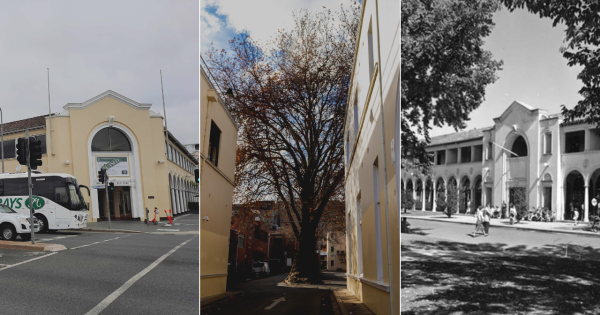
(374, 1, 394, 314)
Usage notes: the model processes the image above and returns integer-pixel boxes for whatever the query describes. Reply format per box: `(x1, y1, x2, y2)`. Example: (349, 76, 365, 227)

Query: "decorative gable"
(63, 90, 152, 111)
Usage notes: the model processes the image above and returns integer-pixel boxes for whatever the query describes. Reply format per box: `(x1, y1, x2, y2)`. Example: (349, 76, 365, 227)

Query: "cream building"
(343, 0, 400, 314)
(403, 101, 600, 224)
(0, 90, 197, 225)
(200, 66, 238, 298)
(326, 232, 347, 271)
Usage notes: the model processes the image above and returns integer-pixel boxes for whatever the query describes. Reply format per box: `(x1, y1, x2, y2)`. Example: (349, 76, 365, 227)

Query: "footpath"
(402, 210, 600, 236)
(0, 213, 199, 252)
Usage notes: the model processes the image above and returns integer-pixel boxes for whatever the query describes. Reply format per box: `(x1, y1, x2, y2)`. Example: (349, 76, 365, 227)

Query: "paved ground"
(202, 271, 347, 315)
(82, 212, 199, 234)
(402, 218, 600, 314)
(0, 214, 199, 315)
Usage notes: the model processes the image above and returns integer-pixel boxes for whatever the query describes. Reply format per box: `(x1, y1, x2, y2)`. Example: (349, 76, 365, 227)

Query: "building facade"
(0, 90, 196, 225)
(327, 232, 347, 271)
(200, 66, 239, 298)
(343, 0, 400, 314)
(402, 101, 600, 223)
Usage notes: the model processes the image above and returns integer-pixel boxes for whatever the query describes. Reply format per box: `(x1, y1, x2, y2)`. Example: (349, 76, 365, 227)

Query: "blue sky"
(429, 7, 583, 137)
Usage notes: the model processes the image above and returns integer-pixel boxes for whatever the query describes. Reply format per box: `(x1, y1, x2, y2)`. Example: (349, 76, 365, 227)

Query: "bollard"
(145, 208, 149, 226)
(168, 209, 173, 224)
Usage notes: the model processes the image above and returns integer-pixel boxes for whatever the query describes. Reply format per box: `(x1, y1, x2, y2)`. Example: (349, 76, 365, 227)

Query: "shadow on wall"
(401, 239, 600, 314)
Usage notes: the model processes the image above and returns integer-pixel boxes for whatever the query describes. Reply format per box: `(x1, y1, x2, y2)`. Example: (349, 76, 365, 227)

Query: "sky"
(201, 0, 358, 53)
(0, 1, 198, 144)
(428, 7, 584, 138)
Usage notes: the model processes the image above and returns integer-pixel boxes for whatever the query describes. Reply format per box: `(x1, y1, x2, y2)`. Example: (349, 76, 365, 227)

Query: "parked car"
(252, 261, 270, 277)
(0, 204, 39, 241)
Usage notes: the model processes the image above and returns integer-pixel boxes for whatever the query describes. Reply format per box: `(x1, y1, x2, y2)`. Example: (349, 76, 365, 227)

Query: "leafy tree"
(205, 4, 359, 284)
(445, 185, 460, 218)
(435, 189, 447, 213)
(401, 0, 503, 172)
(501, 1, 600, 127)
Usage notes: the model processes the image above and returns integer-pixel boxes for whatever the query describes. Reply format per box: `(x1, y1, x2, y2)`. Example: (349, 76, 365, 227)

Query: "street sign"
(92, 185, 104, 189)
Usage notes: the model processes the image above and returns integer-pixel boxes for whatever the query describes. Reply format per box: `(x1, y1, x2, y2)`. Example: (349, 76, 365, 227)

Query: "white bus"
(0, 172, 90, 233)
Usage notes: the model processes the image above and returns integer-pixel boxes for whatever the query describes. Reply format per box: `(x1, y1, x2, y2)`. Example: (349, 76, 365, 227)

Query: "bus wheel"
(35, 215, 48, 233)
(0, 224, 17, 241)
(20, 233, 31, 241)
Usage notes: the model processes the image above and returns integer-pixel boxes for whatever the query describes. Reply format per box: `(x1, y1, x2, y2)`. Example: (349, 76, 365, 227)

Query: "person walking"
(470, 206, 484, 237)
(509, 203, 517, 225)
(482, 206, 491, 236)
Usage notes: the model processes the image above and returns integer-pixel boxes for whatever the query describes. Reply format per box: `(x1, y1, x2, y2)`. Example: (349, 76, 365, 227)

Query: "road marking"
(173, 214, 190, 221)
(38, 235, 78, 242)
(157, 229, 179, 231)
(0, 252, 57, 271)
(84, 236, 197, 315)
(70, 235, 130, 250)
(265, 297, 286, 310)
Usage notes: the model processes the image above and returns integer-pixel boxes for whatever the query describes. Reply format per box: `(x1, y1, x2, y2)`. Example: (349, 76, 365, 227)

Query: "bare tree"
(205, 3, 359, 283)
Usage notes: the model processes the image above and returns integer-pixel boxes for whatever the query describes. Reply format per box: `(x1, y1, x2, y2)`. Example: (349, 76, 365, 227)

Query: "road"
(202, 271, 346, 315)
(0, 230, 199, 314)
(407, 218, 600, 251)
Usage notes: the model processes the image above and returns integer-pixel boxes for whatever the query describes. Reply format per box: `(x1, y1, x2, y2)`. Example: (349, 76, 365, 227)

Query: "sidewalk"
(322, 271, 375, 315)
(402, 210, 599, 236)
(75, 213, 198, 234)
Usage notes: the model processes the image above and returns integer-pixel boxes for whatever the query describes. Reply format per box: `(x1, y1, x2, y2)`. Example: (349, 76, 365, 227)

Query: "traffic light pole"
(103, 166, 111, 229)
(26, 130, 35, 244)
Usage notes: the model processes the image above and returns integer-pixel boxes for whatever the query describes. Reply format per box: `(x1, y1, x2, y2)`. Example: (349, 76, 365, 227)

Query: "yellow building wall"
(200, 69, 238, 298)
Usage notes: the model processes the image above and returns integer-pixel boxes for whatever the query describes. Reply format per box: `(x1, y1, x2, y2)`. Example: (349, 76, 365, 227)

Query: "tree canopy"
(401, 0, 503, 171)
(204, 3, 359, 283)
(501, 0, 600, 126)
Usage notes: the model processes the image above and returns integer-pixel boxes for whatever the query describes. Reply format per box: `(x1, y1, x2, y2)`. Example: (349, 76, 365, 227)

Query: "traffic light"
(98, 168, 106, 184)
(16, 138, 28, 166)
(29, 137, 43, 170)
(195, 169, 199, 182)
(109, 182, 114, 190)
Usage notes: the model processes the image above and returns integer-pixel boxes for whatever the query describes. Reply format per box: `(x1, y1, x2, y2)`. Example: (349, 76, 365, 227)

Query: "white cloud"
(203, 0, 355, 46)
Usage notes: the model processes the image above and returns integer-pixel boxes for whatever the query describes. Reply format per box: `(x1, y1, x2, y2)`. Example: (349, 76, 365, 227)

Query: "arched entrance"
(88, 124, 143, 220)
(415, 179, 423, 210)
(425, 178, 433, 210)
(460, 176, 471, 213)
(590, 170, 600, 217)
(435, 177, 445, 212)
(565, 170, 584, 221)
(474, 175, 482, 209)
(406, 180, 414, 210)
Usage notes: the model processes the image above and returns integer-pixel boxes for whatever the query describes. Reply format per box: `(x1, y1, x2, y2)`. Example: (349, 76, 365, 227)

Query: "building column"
(421, 179, 426, 212)
(585, 184, 590, 223)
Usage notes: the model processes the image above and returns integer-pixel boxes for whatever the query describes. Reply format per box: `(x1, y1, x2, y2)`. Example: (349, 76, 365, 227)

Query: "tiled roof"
(1, 114, 54, 134)
(428, 127, 491, 147)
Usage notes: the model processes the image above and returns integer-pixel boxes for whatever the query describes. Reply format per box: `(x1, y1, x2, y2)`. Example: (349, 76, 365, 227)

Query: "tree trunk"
(285, 227, 323, 284)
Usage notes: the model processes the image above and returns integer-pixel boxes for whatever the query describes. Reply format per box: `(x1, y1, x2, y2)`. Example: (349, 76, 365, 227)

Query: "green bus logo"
(25, 196, 45, 210)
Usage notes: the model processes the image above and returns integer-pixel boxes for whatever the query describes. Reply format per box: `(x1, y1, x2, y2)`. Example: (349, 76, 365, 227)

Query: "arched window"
(511, 136, 528, 157)
(91, 127, 131, 152)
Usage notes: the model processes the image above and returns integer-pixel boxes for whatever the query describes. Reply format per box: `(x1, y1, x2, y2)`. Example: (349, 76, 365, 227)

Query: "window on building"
(460, 147, 472, 163)
(356, 193, 363, 276)
(91, 127, 131, 151)
(473, 145, 483, 162)
(346, 136, 350, 166)
(447, 148, 458, 164)
(565, 131, 585, 153)
(353, 90, 359, 140)
(436, 150, 446, 165)
(589, 129, 600, 151)
(544, 133, 552, 154)
(2, 139, 15, 159)
(510, 136, 528, 157)
(331, 260, 334, 266)
(208, 121, 222, 167)
(427, 152, 434, 163)
(487, 142, 493, 160)
(331, 246, 334, 252)
(372, 159, 383, 282)
(368, 19, 375, 80)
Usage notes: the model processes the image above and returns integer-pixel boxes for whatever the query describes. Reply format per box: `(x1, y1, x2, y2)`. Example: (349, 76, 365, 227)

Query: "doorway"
(97, 186, 133, 221)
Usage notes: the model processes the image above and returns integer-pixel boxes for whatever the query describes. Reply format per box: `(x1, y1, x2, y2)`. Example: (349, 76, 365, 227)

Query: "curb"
(0, 241, 66, 252)
(406, 216, 600, 238)
(331, 289, 349, 315)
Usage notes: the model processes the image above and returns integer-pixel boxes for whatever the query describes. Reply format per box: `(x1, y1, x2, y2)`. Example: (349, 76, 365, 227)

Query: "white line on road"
(38, 235, 78, 242)
(265, 297, 286, 310)
(173, 214, 190, 221)
(84, 236, 197, 315)
(0, 252, 57, 271)
(70, 235, 130, 250)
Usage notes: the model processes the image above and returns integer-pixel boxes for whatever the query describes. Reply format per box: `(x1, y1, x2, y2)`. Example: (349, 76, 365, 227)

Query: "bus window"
(33, 177, 60, 202)
(68, 184, 83, 210)
(55, 187, 69, 208)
